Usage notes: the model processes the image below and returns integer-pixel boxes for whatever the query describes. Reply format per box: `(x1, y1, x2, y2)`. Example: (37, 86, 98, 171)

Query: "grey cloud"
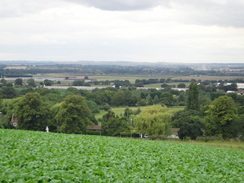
(171, 0, 244, 27)
(1, 0, 243, 27)
(0, 0, 61, 18)
(68, 0, 244, 27)
(67, 0, 169, 11)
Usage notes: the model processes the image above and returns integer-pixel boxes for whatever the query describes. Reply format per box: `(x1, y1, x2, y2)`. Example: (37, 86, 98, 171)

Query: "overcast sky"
(0, 0, 244, 63)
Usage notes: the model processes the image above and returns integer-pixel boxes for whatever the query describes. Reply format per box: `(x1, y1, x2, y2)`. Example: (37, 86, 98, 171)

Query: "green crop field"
(1, 129, 243, 182)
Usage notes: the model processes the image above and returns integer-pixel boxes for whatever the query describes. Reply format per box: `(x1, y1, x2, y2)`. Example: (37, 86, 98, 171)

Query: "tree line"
(0, 81, 243, 140)
(1, 63, 244, 77)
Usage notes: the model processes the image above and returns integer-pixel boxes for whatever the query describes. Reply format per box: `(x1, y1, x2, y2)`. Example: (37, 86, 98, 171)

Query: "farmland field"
(172, 75, 244, 81)
(95, 106, 184, 120)
(34, 74, 175, 83)
(1, 129, 244, 182)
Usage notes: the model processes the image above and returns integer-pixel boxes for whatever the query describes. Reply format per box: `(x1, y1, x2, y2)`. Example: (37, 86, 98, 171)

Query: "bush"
(86, 130, 102, 136)
(100, 103, 111, 111)
(0, 120, 14, 129)
(184, 137, 191, 141)
(149, 135, 168, 140)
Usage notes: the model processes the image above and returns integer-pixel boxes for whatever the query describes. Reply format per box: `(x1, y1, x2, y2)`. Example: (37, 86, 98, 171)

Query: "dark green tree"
(153, 95, 160, 104)
(177, 116, 204, 140)
(177, 83, 186, 88)
(13, 93, 51, 131)
(27, 78, 35, 87)
(44, 79, 53, 86)
(0, 86, 16, 99)
(204, 96, 238, 139)
(0, 79, 7, 86)
(232, 115, 244, 140)
(102, 110, 129, 136)
(73, 80, 85, 86)
(161, 92, 173, 107)
(111, 90, 125, 106)
(186, 82, 199, 111)
(57, 95, 93, 134)
(173, 110, 204, 140)
(178, 93, 187, 106)
(14, 78, 23, 86)
(124, 107, 133, 119)
(146, 94, 153, 105)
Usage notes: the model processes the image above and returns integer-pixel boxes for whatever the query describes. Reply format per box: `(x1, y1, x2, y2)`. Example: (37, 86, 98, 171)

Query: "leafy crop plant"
(0, 129, 243, 182)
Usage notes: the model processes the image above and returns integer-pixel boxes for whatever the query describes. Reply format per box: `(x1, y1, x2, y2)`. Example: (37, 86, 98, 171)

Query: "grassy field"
(1, 129, 243, 182)
(143, 82, 191, 88)
(34, 74, 175, 83)
(172, 75, 244, 81)
(36, 73, 244, 83)
(95, 106, 184, 120)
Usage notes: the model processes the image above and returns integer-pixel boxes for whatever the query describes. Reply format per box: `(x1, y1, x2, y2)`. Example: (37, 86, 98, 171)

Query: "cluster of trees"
(172, 83, 244, 140)
(3, 93, 95, 134)
(0, 79, 243, 141)
(100, 82, 244, 140)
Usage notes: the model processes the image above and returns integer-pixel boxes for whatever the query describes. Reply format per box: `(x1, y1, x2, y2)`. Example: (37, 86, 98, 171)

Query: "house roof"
(87, 125, 102, 131)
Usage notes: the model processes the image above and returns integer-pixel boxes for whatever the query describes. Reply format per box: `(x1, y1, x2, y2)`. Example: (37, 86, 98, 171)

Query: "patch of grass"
(172, 75, 243, 81)
(95, 106, 184, 120)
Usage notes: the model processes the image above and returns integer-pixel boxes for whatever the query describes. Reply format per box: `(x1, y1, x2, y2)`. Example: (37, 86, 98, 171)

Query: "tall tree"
(161, 92, 173, 107)
(102, 110, 129, 136)
(13, 93, 51, 131)
(204, 96, 238, 139)
(57, 95, 93, 134)
(0, 86, 16, 99)
(73, 80, 85, 86)
(134, 105, 171, 136)
(177, 116, 203, 140)
(177, 83, 186, 88)
(111, 90, 125, 106)
(44, 79, 53, 86)
(173, 110, 204, 140)
(14, 78, 23, 86)
(186, 82, 199, 111)
(146, 94, 153, 105)
(153, 95, 160, 104)
(27, 78, 36, 87)
(0, 79, 7, 86)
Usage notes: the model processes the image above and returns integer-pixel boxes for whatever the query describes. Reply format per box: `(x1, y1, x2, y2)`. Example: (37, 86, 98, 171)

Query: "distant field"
(95, 106, 184, 120)
(4, 66, 27, 70)
(32, 73, 244, 85)
(1, 129, 243, 182)
(172, 75, 244, 81)
(144, 82, 190, 88)
(35, 74, 175, 83)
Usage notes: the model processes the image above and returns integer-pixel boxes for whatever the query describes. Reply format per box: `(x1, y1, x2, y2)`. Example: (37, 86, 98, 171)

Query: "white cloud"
(0, 0, 243, 63)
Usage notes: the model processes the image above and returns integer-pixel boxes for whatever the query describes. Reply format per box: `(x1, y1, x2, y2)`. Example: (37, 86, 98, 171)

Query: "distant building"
(226, 83, 244, 89)
(87, 125, 102, 131)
